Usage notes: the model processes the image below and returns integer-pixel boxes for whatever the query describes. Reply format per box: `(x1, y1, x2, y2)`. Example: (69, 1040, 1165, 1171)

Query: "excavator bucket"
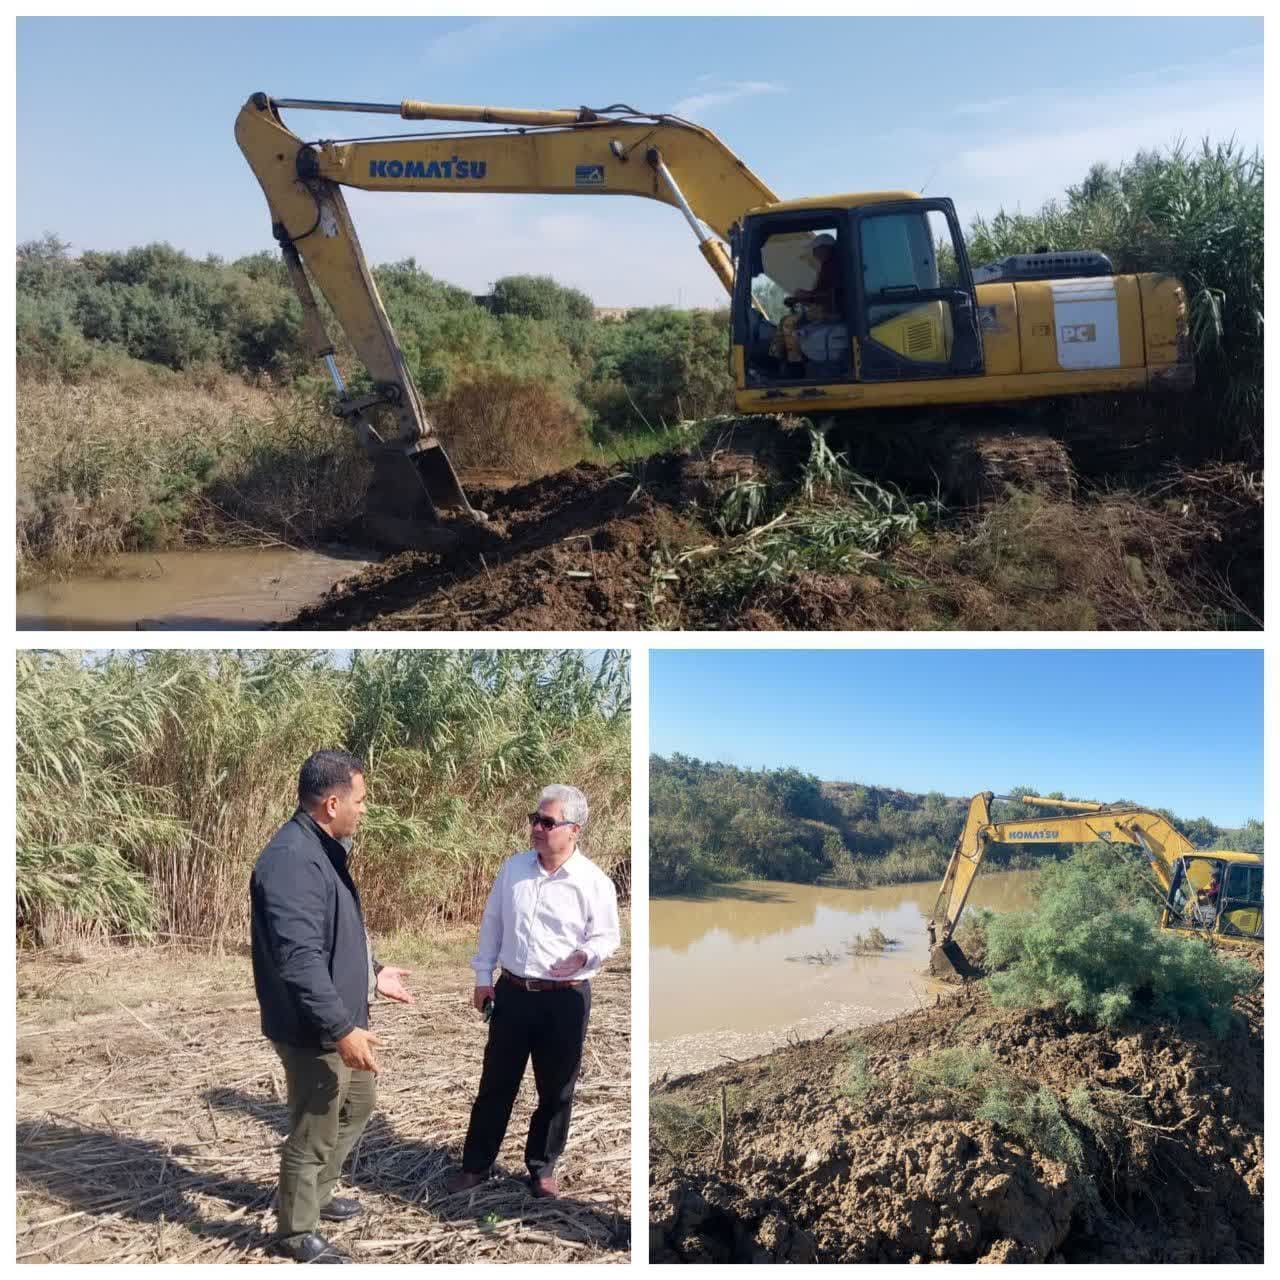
(928, 939, 975, 980)
(361, 442, 485, 553)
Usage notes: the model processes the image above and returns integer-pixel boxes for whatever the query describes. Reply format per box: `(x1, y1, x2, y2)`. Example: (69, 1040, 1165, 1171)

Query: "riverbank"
(649, 970, 1262, 1263)
(17, 938, 631, 1263)
(16, 370, 371, 588)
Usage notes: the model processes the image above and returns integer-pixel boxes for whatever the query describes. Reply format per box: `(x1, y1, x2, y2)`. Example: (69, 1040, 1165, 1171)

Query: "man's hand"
(549, 950, 588, 979)
(473, 985, 495, 1012)
(335, 1027, 382, 1073)
(375, 966, 415, 1005)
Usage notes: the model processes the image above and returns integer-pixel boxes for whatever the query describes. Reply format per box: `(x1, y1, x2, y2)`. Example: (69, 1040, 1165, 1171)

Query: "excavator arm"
(235, 93, 776, 545)
(928, 793, 1201, 970)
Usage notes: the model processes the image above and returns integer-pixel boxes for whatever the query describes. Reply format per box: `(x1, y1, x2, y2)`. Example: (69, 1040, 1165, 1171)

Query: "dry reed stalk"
(16, 942, 631, 1264)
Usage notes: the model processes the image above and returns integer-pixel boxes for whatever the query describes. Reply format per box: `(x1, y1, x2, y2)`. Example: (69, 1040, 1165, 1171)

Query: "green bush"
(586, 306, 733, 434)
(976, 1081, 1086, 1172)
(909, 1045, 1099, 1173)
(983, 853, 1257, 1035)
(967, 139, 1263, 461)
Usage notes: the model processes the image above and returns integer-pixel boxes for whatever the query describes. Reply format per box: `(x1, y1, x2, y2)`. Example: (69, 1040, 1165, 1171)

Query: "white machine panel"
(1051, 278, 1121, 369)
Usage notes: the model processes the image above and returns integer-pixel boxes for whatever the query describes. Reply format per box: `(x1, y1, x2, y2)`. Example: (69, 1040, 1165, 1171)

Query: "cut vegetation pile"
(288, 418, 1260, 631)
(649, 968, 1262, 1263)
(16, 943, 630, 1264)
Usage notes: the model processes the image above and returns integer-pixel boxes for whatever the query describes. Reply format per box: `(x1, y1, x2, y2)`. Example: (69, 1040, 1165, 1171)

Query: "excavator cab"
(734, 196, 984, 391)
(1162, 855, 1264, 943)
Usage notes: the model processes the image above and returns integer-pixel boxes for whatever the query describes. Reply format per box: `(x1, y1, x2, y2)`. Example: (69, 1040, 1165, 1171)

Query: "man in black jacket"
(251, 750, 414, 1264)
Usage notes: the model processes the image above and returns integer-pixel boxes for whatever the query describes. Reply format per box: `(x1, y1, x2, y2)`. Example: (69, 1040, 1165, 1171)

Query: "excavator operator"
(787, 233, 845, 321)
(1194, 870, 1223, 927)
(772, 232, 850, 379)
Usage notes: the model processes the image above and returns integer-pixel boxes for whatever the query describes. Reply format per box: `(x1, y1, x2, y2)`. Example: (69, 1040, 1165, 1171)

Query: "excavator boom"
(235, 93, 776, 545)
(928, 792, 1258, 973)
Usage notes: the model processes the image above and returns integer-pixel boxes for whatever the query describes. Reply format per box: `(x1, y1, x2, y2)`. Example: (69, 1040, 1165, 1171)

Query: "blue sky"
(17, 15, 1262, 306)
(649, 650, 1263, 825)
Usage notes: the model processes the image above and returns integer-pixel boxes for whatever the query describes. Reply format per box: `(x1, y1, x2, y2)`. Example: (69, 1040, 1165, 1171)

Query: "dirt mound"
(288, 460, 697, 630)
(650, 983, 1262, 1263)
(288, 427, 1259, 631)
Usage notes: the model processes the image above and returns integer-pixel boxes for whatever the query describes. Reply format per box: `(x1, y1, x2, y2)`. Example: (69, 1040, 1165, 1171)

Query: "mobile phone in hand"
(481, 996, 494, 1023)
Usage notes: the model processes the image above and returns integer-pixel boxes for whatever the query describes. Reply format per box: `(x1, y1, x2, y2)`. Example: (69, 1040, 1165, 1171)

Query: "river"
(16, 546, 372, 631)
(649, 869, 1039, 1078)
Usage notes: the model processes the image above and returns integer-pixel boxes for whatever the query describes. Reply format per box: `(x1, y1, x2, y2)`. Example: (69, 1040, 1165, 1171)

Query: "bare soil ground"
(16, 943, 630, 1264)
(649, 973, 1262, 1263)
(287, 423, 1261, 632)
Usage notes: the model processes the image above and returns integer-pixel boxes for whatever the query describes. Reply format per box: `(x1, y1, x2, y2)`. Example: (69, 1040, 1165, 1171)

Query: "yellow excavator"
(928, 792, 1263, 976)
(236, 94, 1194, 547)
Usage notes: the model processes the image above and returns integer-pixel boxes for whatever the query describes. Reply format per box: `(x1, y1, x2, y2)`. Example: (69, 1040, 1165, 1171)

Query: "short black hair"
(298, 750, 365, 807)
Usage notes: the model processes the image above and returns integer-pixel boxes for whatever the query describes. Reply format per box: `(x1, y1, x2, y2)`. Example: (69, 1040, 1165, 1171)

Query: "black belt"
(499, 969, 586, 992)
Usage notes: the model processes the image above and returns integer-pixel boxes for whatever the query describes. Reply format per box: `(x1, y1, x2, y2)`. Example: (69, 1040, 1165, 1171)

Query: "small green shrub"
(909, 1045, 996, 1102)
(840, 1044, 873, 1105)
(651, 1098, 722, 1162)
(977, 1081, 1085, 1172)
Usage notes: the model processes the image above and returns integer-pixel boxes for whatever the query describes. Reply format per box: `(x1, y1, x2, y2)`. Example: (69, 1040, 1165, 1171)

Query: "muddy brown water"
(17, 546, 373, 631)
(650, 870, 1038, 1078)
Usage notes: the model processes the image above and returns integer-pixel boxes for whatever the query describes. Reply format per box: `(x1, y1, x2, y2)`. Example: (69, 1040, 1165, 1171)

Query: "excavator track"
(827, 403, 1172, 509)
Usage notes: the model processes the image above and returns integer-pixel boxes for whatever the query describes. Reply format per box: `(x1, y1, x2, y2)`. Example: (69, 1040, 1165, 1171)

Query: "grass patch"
(909, 1044, 997, 1104)
(16, 369, 366, 583)
(909, 1044, 1104, 1174)
(976, 1081, 1086, 1172)
(839, 1043, 873, 1105)
(651, 1098, 723, 1163)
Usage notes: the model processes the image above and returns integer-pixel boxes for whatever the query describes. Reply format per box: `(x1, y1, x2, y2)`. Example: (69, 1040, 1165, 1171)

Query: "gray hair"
(540, 784, 588, 827)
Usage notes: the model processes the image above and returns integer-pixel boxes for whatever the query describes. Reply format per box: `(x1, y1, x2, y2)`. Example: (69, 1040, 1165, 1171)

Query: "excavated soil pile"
(288, 419, 804, 632)
(650, 981, 1262, 1263)
(288, 458, 697, 631)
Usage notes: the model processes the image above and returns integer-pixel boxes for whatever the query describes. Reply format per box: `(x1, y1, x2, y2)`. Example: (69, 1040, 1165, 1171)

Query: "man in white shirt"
(447, 784, 621, 1200)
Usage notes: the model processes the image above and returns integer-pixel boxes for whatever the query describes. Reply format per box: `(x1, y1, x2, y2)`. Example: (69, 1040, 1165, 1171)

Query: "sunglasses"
(529, 812, 576, 831)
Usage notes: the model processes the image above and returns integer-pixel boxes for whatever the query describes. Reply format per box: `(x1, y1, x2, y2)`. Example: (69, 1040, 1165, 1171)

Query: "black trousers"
(461, 977, 591, 1177)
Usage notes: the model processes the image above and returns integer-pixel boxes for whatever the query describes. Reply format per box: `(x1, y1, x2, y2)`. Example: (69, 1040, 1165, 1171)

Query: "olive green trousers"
(271, 1042, 377, 1241)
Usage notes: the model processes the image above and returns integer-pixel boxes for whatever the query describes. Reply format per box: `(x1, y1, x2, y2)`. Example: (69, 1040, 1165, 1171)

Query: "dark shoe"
(446, 1170, 488, 1194)
(529, 1174, 559, 1199)
(271, 1233, 352, 1264)
(319, 1197, 362, 1222)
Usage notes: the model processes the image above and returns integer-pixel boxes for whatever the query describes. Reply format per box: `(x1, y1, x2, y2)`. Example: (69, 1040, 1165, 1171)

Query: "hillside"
(650, 755, 1263, 895)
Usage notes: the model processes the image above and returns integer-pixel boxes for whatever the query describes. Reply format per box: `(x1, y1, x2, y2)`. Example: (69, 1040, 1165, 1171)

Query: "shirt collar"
(531, 846, 581, 879)
(294, 808, 350, 864)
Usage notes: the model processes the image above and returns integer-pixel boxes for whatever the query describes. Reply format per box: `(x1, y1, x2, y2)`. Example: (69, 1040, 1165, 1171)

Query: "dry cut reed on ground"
(15, 940, 631, 1264)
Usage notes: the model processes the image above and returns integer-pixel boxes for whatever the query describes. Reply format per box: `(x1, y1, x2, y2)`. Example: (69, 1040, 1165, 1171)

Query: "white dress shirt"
(471, 847, 621, 984)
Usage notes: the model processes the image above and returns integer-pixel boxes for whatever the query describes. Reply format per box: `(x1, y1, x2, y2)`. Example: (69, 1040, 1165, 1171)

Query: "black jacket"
(250, 810, 375, 1049)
